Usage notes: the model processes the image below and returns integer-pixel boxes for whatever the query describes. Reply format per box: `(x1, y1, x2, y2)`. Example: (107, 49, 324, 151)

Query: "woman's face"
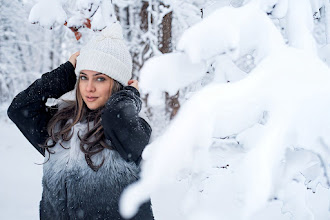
(79, 70, 113, 110)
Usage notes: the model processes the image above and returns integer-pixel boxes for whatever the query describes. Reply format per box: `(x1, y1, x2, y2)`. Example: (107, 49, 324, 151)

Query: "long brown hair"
(40, 76, 123, 171)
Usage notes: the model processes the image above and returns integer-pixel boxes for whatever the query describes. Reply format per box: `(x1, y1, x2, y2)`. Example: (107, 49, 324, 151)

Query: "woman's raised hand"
(68, 51, 80, 68)
(128, 79, 139, 91)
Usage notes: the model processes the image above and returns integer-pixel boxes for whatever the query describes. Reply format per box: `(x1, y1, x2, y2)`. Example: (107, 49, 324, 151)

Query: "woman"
(7, 23, 153, 220)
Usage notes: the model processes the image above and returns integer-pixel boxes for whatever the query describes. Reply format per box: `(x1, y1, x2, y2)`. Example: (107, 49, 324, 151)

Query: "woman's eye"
(80, 76, 87, 80)
(97, 77, 105, 82)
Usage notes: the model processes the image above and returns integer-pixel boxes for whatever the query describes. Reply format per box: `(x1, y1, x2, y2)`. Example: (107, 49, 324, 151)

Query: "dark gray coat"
(7, 62, 153, 220)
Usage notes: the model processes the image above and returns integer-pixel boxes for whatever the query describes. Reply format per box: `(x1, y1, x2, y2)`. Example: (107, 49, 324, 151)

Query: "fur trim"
(41, 121, 143, 219)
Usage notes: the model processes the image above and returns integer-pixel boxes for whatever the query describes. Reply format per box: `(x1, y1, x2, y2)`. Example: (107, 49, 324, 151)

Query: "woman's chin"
(85, 103, 105, 111)
(85, 103, 98, 110)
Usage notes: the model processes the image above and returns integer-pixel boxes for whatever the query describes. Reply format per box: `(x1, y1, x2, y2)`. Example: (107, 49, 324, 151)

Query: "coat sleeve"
(7, 61, 77, 156)
(101, 86, 152, 165)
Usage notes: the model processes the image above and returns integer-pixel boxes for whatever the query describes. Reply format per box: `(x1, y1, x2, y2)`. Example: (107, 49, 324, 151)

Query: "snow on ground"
(0, 117, 43, 219)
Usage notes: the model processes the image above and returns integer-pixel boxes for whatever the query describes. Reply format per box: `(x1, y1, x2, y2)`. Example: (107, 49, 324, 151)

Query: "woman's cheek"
(78, 81, 85, 93)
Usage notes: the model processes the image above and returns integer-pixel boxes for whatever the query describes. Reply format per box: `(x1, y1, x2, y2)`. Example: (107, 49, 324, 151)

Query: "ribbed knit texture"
(75, 22, 132, 86)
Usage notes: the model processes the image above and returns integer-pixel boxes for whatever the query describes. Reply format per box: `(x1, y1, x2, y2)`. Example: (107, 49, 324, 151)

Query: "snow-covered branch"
(121, 4, 330, 219)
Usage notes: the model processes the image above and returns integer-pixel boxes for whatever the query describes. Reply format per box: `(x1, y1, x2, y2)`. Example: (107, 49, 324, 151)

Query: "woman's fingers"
(68, 51, 80, 68)
(128, 79, 139, 91)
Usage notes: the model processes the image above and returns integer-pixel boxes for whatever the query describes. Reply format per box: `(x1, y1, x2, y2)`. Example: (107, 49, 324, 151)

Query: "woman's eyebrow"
(80, 72, 103, 76)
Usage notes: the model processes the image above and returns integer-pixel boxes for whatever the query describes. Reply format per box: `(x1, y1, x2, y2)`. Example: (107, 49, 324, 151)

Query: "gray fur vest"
(40, 121, 153, 220)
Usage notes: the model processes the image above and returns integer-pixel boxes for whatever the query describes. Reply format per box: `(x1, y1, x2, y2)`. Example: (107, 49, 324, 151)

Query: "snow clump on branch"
(120, 3, 330, 220)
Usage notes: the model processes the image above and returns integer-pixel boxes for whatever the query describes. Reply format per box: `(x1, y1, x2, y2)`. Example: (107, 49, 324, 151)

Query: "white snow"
(29, 0, 67, 29)
(121, 4, 330, 220)
(284, 0, 317, 54)
(177, 3, 285, 64)
(28, 0, 116, 31)
(139, 52, 205, 106)
(0, 118, 43, 219)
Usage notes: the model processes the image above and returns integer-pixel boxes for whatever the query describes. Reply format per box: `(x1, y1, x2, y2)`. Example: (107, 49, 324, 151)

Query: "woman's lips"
(86, 96, 98, 102)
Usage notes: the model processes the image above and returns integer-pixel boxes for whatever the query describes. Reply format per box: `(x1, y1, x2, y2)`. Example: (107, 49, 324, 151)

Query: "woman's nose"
(86, 80, 96, 92)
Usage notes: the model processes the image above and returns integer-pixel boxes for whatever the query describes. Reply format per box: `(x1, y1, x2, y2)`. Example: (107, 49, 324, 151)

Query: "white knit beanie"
(75, 22, 132, 86)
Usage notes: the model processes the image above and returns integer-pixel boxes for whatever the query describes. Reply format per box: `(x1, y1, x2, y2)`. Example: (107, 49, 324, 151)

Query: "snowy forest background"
(1, 0, 330, 219)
